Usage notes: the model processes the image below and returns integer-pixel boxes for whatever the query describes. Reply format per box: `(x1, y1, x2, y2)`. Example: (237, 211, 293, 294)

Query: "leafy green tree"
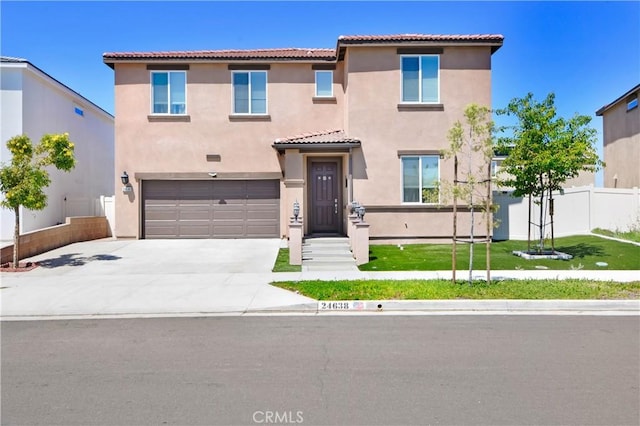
(0, 134, 76, 268)
(496, 93, 603, 253)
(443, 104, 495, 284)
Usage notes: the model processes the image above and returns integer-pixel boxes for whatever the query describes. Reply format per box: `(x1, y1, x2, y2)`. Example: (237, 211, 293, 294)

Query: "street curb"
(248, 299, 640, 314)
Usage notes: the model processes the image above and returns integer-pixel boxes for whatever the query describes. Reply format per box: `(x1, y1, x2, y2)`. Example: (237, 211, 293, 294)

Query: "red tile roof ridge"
(103, 47, 335, 57)
(275, 129, 344, 143)
(338, 33, 504, 40)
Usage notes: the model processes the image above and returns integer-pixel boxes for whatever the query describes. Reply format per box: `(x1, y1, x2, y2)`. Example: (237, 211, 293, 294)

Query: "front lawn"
(592, 228, 640, 243)
(273, 279, 640, 300)
(360, 235, 640, 271)
(272, 248, 301, 272)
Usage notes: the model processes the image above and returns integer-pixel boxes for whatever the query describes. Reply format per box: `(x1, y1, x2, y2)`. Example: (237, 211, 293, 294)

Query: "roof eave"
(272, 141, 361, 152)
(596, 84, 640, 116)
(103, 57, 337, 68)
(336, 40, 503, 57)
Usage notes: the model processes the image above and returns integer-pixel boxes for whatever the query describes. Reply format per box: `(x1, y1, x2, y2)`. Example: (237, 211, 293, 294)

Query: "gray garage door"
(143, 180, 280, 238)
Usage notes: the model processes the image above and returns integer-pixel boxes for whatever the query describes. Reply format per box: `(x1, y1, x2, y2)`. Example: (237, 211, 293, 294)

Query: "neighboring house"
(596, 84, 640, 188)
(0, 56, 115, 241)
(103, 33, 503, 241)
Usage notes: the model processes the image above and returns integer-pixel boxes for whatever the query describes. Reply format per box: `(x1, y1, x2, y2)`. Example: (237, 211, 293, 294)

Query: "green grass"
(273, 279, 640, 300)
(359, 235, 640, 271)
(272, 248, 301, 272)
(592, 228, 640, 243)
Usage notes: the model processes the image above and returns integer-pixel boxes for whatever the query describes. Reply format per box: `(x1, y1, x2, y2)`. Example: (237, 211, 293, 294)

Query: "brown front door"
(309, 159, 342, 234)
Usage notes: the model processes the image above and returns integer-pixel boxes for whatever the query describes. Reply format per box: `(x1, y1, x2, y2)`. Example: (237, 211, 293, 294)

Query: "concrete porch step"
(301, 237, 357, 271)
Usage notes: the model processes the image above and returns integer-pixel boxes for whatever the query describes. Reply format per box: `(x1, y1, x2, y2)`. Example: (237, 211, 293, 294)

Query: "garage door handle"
(334, 198, 338, 214)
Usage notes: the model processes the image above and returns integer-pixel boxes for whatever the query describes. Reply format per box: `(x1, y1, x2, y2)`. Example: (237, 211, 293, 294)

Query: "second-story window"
(315, 71, 333, 97)
(233, 71, 267, 114)
(401, 55, 439, 103)
(151, 71, 186, 114)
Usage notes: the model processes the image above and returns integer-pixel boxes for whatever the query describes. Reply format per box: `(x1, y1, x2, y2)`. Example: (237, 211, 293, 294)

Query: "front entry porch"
(273, 130, 361, 239)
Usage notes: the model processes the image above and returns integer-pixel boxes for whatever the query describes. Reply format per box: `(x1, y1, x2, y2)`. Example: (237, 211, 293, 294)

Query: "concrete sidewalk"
(0, 239, 638, 320)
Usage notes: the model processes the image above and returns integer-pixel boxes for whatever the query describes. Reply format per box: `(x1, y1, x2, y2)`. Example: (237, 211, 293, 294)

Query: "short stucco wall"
(1, 216, 111, 264)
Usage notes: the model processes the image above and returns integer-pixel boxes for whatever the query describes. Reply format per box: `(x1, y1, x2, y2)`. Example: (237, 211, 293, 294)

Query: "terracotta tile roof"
(274, 129, 360, 144)
(337, 34, 504, 44)
(103, 48, 336, 61)
(103, 33, 504, 65)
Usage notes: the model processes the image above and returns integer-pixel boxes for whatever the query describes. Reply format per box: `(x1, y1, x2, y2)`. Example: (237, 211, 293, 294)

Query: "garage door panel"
(178, 224, 212, 238)
(179, 210, 211, 221)
(145, 224, 180, 238)
(143, 180, 279, 238)
(213, 224, 246, 237)
(145, 209, 179, 221)
(247, 210, 278, 220)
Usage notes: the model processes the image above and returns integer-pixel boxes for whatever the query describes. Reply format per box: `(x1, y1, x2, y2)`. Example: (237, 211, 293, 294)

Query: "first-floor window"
(233, 71, 267, 114)
(151, 71, 186, 114)
(402, 156, 439, 203)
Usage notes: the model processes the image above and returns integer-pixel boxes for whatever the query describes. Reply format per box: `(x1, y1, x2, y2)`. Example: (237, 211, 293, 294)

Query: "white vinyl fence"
(493, 185, 640, 241)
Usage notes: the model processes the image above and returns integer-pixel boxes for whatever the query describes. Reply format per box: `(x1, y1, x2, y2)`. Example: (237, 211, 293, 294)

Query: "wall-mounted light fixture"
(121, 171, 129, 185)
(293, 200, 300, 223)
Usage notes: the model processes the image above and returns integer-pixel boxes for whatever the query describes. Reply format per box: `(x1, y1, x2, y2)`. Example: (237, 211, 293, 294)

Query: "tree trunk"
(550, 197, 555, 252)
(469, 193, 474, 285)
(13, 206, 20, 268)
(527, 195, 532, 254)
(538, 181, 545, 254)
(468, 142, 474, 286)
(452, 156, 458, 284)
(486, 162, 491, 284)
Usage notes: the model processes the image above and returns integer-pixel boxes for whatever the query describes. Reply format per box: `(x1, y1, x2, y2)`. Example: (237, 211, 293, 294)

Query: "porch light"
(350, 200, 360, 215)
(293, 200, 300, 223)
(121, 171, 129, 185)
(357, 206, 366, 221)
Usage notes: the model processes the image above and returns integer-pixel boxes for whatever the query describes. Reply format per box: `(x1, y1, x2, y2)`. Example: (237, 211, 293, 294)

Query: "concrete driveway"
(1, 238, 315, 319)
(11, 238, 281, 276)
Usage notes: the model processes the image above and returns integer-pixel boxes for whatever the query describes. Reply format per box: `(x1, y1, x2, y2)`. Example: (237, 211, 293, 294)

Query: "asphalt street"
(2, 316, 639, 426)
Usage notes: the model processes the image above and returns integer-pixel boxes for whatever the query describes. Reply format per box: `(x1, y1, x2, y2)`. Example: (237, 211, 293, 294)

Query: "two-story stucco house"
(103, 33, 503, 241)
(596, 84, 640, 189)
(1, 56, 115, 241)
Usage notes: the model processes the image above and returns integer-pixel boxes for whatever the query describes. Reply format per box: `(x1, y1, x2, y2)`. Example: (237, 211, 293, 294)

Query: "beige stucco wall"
(114, 62, 344, 238)
(601, 96, 640, 188)
(113, 44, 496, 240)
(344, 46, 493, 238)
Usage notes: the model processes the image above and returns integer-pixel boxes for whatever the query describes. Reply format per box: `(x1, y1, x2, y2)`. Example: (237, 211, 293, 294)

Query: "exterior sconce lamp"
(357, 206, 366, 221)
(293, 200, 300, 223)
(350, 200, 360, 215)
(121, 171, 132, 193)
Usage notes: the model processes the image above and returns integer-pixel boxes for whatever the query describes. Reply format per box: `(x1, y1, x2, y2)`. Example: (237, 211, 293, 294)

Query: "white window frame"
(400, 55, 440, 104)
(400, 155, 440, 204)
(231, 70, 268, 115)
(149, 71, 187, 115)
(315, 70, 333, 97)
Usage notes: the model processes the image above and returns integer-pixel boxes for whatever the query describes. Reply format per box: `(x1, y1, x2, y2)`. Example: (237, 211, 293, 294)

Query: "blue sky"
(2, 1, 639, 184)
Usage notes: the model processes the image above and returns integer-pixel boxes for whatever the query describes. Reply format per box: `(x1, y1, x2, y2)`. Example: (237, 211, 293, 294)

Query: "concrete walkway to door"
(0, 238, 315, 318)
